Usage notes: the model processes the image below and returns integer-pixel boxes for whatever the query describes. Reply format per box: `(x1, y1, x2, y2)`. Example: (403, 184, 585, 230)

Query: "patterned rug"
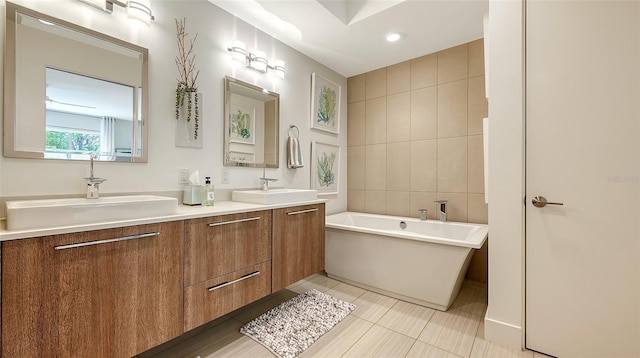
(240, 289, 356, 358)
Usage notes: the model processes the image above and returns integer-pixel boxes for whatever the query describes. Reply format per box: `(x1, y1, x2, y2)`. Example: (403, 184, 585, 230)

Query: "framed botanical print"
(310, 73, 341, 134)
(311, 141, 340, 195)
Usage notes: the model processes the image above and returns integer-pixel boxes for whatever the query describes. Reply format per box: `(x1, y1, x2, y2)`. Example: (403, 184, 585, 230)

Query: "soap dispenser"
(201, 176, 215, 206)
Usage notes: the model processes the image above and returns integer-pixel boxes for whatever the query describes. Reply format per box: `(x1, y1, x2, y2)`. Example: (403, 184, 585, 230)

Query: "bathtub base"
(327, 273, 453, 311)
(325, 228, 475, 311)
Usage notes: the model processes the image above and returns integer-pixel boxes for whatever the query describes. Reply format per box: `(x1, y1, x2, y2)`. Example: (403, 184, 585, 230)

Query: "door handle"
(532, 196, 564, 208)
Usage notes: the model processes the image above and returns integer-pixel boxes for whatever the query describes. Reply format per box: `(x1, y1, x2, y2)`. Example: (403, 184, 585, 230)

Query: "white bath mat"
(240, 289, 356, 358)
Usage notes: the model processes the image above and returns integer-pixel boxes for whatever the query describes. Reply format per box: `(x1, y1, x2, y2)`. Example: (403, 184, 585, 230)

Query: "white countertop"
(0, 199, 327, 241)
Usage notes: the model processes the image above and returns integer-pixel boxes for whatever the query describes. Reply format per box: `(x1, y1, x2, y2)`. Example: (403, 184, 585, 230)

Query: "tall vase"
(175, 92, 203, 148)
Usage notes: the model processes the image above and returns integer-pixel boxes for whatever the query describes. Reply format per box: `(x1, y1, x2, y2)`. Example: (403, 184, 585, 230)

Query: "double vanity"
(0, 192, 325, 357)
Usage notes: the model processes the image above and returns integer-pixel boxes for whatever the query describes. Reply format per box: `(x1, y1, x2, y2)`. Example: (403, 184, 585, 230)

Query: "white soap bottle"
(201, 176, 215, 206)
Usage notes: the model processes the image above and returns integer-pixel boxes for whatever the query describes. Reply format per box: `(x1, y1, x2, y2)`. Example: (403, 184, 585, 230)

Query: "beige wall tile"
(468, 76, 488, 135)
(348, 145, 366, 190)
(387, 191, 411, 217)
(436, 192, 468, 222)
(365, 98, 387, 144)
(348, 74, 366, 103)
(438, 43, 468, 84)
(438, 79, 468, 138)
(465, 251, 488, 284)
(387, 142, 411, 190)
(437, 137, 468, 193)
(348, 101, 366, 146)
(411, 53, 438, 90)
(365, 144, 387, 190)
(467, 193, 488, 224)
(410, 86, 437, 141)
(387, 61, 411, 95)
(468, 39, 485, 77)
(365, 190, 387, 214)
(467, 135, 484, 194)
(347, 190, 365, 212)
(409, 192, 438, 220)
(387, 92, 411, 142)
(366, 68, 387, 99)
(411, 139, 437, 192)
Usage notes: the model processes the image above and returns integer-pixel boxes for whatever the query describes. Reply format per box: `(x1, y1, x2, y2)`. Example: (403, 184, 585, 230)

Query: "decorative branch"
(175, 18, 199, 90)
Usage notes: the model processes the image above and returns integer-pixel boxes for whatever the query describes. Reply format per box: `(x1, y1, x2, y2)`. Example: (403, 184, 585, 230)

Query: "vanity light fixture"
(78, 0, 155, 26)
(227, 40, 286, 79)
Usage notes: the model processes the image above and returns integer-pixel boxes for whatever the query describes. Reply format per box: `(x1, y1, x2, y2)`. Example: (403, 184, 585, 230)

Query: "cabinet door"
(1, 221, 183, 358)
(184, 210, 272, 286)
(184, 261, 271, 331)
(272, 204, 325, 291)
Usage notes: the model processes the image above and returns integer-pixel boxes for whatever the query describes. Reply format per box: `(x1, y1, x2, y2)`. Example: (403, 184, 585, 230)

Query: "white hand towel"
(287, 136, 304, 169)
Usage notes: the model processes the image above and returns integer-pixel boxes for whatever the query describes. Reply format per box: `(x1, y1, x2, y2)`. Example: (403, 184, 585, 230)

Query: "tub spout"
(433, 200, 448, 222)
(418, 209, 428, 221)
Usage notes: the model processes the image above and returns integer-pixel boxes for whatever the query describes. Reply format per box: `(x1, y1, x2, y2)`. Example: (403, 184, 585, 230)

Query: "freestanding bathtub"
(325, 212, 488, 311)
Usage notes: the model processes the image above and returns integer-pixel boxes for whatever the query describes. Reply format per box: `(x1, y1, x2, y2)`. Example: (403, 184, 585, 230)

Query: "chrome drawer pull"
(207, 270, 261, 292)
(54, 232, 160, 250)
(208, 216, 261, 227)
(287, 208, 318, 216)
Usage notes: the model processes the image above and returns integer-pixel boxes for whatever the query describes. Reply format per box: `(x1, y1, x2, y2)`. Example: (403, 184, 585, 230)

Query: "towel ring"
(288, 125, 300, 139)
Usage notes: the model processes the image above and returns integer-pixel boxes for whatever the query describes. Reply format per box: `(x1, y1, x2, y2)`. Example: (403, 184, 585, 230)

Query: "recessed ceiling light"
(386, 32, 401, 42)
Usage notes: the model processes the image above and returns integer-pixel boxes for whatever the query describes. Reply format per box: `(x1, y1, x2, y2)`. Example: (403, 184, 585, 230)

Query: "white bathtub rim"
(325, 211, 488, 249)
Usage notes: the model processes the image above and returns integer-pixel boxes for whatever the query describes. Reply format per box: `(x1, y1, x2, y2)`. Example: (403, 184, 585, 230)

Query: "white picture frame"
(310, 73, 341, 134)
(311, 141, 340, 196)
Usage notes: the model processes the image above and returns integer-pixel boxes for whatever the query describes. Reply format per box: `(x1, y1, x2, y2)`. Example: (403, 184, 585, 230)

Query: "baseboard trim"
(484, 316, 523, 350)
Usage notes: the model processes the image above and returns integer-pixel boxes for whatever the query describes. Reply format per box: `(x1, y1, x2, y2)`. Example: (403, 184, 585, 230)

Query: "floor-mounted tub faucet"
(433, 200, 448, 222)
(85, 154, 106, 199)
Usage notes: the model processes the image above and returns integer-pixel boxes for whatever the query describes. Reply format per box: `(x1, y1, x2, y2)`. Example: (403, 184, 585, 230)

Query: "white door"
(525, 1, 640, 357)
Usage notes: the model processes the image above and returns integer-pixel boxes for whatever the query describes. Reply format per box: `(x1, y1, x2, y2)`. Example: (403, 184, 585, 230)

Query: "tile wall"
(346, 39, 488, 282)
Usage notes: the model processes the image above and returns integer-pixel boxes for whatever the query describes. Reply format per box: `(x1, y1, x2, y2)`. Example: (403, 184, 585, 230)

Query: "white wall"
(0, 0, 348, 214)
(485, 0, 525, 349)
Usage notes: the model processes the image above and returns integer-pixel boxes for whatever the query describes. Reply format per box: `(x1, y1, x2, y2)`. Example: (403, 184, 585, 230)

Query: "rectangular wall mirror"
(224, 76, 279, 168)
(4, 2, 149, 162)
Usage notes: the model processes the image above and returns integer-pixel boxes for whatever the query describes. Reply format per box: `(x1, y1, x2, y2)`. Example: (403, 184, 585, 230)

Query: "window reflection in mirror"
(3, 2, 148, 162)
(45, 68, 136, 161)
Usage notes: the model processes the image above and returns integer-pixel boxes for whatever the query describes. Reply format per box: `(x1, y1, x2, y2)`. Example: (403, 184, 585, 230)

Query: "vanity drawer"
(183, 261, 272, 331)
(184, 210, 272, 286)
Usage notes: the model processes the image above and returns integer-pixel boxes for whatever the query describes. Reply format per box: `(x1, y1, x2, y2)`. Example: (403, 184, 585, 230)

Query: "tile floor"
(139, 274, 546, 358)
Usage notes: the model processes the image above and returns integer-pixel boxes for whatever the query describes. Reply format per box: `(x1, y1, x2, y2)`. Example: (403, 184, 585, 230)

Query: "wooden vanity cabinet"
(183, 211, 273, 331)
(272, 203, 326, 291)
(1, 221, 184, 358)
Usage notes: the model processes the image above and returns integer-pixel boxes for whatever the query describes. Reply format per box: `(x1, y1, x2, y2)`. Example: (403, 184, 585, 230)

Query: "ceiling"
(209, 0, 489, 78)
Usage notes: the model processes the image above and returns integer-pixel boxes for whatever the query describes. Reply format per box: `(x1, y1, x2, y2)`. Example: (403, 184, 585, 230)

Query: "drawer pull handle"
(208, 216, 261, 227)
(54, 232, 160, 250)
(287, 208, 318, 216)
(207, 270, 261, 292)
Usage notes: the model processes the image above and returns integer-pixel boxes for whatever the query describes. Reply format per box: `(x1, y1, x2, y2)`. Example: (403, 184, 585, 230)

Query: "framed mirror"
(4, 2, 149, 162)
(224, 76, 279, 168)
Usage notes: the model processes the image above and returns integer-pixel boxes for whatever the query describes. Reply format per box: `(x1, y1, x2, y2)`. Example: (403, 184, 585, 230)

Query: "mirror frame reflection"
(3, 2, 149, 163)
(224, 76, 280, 168)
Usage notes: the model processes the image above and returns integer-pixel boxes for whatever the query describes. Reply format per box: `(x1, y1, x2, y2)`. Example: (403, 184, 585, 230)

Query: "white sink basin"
(6, 195, 178, 231)
(232, 189, 317, 205)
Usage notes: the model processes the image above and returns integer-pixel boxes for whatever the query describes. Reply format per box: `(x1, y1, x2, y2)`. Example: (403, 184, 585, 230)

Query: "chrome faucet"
(433, 200, 448, 222)
(258, 167, 278, 191)
(418, 209, 428, 221)
(85, 154, 106, 199)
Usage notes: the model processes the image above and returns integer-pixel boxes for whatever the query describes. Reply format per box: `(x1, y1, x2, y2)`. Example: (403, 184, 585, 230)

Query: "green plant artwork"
(316, 85, 337, 126)
(230, 109, 252, 141)
(316, 152, 336, 187)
